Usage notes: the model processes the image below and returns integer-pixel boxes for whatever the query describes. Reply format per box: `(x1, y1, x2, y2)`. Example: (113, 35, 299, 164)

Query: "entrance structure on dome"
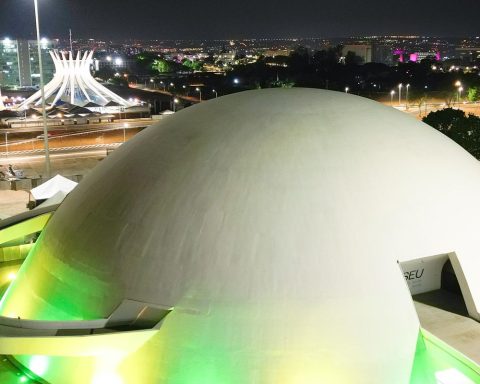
(16, 50, 132, 110)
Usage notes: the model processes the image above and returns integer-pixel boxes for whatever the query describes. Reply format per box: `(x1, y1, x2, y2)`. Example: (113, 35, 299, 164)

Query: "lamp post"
(212, 89, 218, 98)
(454, 81, 462, 106)
(173, 98, 179, 112)
(34, 0, 51, 178)
(458, 87, 464, 104)
(345, 87, 349, 93)
(390, 90, 395, 105)
(196, 87, 202, 101)
(406, 84, 410, 110)
(123, 123, 128, 142)
(4, 132, 8, 158)
(398, 83, 403, 106)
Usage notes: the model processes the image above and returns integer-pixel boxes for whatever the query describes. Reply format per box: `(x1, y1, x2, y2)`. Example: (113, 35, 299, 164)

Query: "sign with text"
(399, 254, 449, 295)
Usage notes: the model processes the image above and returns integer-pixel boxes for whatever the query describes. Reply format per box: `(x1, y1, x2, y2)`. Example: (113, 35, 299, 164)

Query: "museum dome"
(4, 88, 480, 383)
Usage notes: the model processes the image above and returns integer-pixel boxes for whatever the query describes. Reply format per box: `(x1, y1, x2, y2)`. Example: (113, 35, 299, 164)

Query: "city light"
(390, 90, 395, 105)
(115, 58, 123, 66)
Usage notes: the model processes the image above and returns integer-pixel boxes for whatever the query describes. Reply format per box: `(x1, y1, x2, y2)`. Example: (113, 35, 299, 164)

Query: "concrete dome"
(3, 88, 480, 383)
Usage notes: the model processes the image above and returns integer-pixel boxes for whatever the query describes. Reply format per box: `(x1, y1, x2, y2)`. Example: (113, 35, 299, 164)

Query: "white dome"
(3, 88, 480, 383)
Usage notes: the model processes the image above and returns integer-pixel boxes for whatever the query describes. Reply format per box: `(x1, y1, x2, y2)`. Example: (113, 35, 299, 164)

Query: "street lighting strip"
(0, 126, 137, 149)
(2, 143, 122, 156)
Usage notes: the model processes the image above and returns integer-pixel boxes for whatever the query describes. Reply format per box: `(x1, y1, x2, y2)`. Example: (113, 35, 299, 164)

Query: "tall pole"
(69, 28, 73, 53)
(406, 84, 410, 110)
(34, 0, 51, 178)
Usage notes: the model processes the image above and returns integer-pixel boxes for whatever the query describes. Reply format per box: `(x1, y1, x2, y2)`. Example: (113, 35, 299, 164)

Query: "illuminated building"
(16, 50, 133, 112)
(0, 89, 480, 383)
(342, 44, 373, 63)
(0, 38, 56, 87)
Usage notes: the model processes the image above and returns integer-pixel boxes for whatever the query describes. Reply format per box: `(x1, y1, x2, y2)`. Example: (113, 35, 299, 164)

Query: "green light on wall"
(410, 329, 480, 383)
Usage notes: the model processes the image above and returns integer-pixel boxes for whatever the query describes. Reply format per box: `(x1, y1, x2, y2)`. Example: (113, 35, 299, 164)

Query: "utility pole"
(34, 0, 51, 178)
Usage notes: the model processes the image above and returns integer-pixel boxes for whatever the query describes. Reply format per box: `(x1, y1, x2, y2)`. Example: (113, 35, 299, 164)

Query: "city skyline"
(1, 0, 480, 40)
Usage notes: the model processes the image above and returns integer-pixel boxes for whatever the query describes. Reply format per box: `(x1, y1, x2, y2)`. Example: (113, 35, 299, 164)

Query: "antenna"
(69, 29, 73, 53)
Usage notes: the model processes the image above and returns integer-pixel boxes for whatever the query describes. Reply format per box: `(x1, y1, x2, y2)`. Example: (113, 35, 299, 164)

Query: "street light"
(4, 131, 8, 158)
(196, 87, 202, 101)
(212, 89, 218, 98)
(123, 123, 128, 142)
(345, 87, 349, 93)
(173, 98, 179, 112)
(398, 83, 403, 106)
(34, 0, 51, 178)
(406, 84, 410, 109)
(390, 90, 395, 105)
(458, 86, 464, 104)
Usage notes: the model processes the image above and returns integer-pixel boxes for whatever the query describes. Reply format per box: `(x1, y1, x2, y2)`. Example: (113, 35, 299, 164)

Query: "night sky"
(1, 0, 480, 40)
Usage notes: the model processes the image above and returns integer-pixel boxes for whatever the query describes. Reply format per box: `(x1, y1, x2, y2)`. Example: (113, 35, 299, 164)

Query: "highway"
(4, 119, 155, 133)
(0, 146, 119, 166)
(380, 100, 480, 120)
(0, 119, 156, 156)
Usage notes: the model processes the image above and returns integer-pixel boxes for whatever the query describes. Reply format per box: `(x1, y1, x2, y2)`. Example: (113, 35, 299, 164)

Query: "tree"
(152, 59, 174, 74)
(467, 87, 479, 102)
(94, 66, 115, 82)
(423, 108, 480, 158)
(345, 51, 363, 66)
(182, 59, 203, 72)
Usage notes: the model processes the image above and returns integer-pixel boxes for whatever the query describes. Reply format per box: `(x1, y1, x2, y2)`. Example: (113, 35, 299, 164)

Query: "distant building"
(455, 47, 480, 62)
(263, 49, 292, 58)
(372, 44, 394, 65)
(0, 38, 57, 88)
(342, 44, 373, 64)
(93, 54, 133, 72)
(409, 51, 441, 62)
(17, 50, 133, 111)
(393, 49, 440, 63)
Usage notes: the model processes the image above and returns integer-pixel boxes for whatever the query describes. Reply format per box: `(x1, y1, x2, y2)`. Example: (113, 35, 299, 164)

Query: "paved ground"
(0, 190, 29, 219)
(1, 152, 105, 179)
(415, 300, 480, 364)
(0, 151, 107, 219)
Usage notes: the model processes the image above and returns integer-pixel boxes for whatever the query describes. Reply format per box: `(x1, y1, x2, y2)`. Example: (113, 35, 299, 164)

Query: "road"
(0, 146, 118, 166)
(0, 120, 154, 155)
(130, 84, 201, 103)
(380, 100, 480, 120)
(5, 119, 154, 133)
